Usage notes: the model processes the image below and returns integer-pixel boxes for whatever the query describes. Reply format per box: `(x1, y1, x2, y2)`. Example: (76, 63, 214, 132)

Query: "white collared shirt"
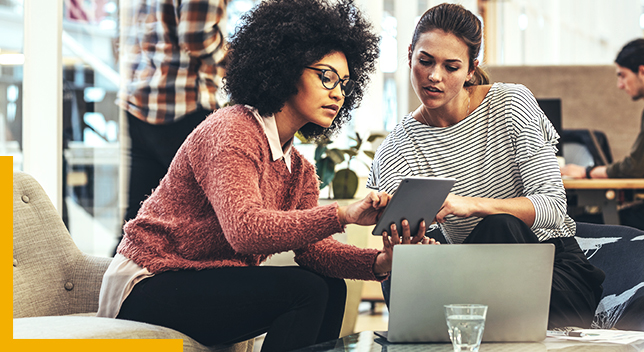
(246, 105, 293, 173)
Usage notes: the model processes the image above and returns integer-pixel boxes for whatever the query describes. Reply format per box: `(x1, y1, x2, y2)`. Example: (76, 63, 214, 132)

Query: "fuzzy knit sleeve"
(294, 238, 381, 281)
(293, 162, 381, 281)
(187, 106, 345, 255)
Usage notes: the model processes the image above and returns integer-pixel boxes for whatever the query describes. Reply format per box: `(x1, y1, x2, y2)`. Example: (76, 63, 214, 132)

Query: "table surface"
(291, 331, 644, 352)
(563, 178, 644, 189)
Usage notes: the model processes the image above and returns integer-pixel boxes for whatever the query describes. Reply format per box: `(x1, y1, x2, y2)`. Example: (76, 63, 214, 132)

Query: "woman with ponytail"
(368, 3, 605, 329)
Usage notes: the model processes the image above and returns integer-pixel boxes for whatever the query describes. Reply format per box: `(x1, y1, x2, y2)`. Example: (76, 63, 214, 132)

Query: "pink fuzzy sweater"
(118, 105, 381, 281)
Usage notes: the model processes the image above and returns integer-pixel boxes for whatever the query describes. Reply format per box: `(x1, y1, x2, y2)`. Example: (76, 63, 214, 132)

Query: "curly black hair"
(224, 0, 380, 141)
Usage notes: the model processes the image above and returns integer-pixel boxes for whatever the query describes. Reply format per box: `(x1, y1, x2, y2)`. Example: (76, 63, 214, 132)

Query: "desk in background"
(563, 179, 644, 225)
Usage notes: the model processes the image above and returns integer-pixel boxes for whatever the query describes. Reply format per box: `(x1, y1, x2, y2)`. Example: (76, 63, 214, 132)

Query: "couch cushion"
(575, 222, 644, 330)
(13, 316, 252, 352)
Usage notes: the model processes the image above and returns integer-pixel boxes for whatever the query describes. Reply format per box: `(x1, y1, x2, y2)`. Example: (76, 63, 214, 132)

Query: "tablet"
(372, 176, 456, 236)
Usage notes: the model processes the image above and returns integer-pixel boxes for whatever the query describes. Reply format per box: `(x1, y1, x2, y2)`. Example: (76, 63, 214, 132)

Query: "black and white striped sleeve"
(508, 85, 567, 230)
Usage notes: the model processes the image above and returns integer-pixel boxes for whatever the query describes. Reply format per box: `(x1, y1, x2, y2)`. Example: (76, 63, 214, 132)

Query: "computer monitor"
(537, 98, 562, 156)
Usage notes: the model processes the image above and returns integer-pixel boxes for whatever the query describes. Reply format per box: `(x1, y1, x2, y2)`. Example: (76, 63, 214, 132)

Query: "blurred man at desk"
(562, 39, 644, 180)
(561, 38, 644, 229)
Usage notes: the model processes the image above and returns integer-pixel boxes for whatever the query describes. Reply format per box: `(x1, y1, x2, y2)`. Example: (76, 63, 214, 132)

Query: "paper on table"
(546, 329, 644, 345)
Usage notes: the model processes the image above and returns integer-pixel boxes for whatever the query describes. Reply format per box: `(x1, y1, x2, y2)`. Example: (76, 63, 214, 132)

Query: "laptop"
(378, 243, 554, 343)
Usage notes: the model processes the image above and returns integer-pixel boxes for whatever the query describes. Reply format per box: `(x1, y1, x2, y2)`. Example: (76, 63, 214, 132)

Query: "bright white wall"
(492, 0, 642, 65)
(354, 0, 385, 136)
(23, 0, 63, 213)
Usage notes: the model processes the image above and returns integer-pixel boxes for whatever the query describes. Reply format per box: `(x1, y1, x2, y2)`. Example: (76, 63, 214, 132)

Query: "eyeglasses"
(305, 67, 355, 96)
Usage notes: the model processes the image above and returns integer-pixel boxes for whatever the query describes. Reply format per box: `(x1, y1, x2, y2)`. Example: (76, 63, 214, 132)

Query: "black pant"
(113, 109, 210, 255)
(382, 214, 605, 329)
(117, 266, 346, 352)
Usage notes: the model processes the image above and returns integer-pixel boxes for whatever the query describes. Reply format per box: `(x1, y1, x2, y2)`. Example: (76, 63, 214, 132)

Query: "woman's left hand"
(435, 193, 479, 223)
(373, 219, 439, 276)
(435, 193, 537, 228)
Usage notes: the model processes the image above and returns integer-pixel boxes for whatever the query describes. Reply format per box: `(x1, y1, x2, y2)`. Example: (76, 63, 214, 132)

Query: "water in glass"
(446, 314, 485, 351)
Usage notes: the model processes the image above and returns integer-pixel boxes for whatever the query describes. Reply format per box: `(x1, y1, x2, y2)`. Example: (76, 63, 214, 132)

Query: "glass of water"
(444, 304, 488, 352)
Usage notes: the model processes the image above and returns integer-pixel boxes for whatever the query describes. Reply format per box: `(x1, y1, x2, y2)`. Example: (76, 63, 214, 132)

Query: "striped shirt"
(367, 83, 576, 243)
(118, 0, 228, 124)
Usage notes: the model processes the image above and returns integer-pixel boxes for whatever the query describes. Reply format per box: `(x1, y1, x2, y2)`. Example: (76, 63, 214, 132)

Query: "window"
(0, 0, 24, 171)
(62, 0, 120, 256)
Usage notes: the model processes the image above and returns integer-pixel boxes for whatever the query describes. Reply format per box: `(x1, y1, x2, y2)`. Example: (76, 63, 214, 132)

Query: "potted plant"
(310, 132, 385, 199)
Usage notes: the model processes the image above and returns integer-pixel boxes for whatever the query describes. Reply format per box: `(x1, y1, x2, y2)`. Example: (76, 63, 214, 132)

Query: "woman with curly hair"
(97, 0, 433, 350)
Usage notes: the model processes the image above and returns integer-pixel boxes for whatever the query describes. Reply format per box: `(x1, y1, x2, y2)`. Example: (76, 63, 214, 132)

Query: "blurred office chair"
(561, 129, 613, 167)
(561, 129, 614, 222)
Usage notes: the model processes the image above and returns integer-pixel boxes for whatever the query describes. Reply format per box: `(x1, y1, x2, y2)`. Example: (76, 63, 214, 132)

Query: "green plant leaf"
(326, 149, 346, 164)
(314, 144, 328, 161)
(316, 157, 336, 189)
(310, 131, 388, 196)
(363, 150, 375, 159)
(295, 131, 311, 144)
(341, 149, 358, 158)
(351, 133, 363, 151)
(367, 133, 386, 142)
(332, 168, 359, 199)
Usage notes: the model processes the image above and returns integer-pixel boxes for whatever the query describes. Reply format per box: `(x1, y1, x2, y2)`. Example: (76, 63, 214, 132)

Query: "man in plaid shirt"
(115, 0, 229, 254)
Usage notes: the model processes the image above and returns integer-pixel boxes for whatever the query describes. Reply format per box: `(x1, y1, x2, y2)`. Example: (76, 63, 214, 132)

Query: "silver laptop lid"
(387, 244, 554, 343)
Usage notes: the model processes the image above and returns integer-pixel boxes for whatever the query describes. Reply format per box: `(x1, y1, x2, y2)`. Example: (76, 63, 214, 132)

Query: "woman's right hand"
(338, 191, 391, 226)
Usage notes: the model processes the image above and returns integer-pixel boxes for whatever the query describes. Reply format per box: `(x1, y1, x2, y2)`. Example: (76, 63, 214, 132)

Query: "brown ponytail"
(466, 66, 490, 86)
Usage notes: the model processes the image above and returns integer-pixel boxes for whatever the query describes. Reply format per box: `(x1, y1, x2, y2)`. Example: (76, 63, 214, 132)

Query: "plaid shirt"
(119, 0, 229, 124)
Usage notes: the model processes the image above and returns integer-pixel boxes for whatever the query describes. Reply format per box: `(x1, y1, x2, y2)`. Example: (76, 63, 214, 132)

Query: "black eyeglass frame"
(305, 66, 355, 96)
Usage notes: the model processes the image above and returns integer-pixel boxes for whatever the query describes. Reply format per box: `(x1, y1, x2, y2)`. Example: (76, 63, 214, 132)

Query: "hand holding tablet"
(372, 177, 456, 236)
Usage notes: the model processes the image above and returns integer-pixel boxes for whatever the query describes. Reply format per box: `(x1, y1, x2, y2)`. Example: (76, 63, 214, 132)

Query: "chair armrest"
(68, 254, 112, 314)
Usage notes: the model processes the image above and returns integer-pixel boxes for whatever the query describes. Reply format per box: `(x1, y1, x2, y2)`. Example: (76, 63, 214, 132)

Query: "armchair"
(12, 171, 253, 351)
